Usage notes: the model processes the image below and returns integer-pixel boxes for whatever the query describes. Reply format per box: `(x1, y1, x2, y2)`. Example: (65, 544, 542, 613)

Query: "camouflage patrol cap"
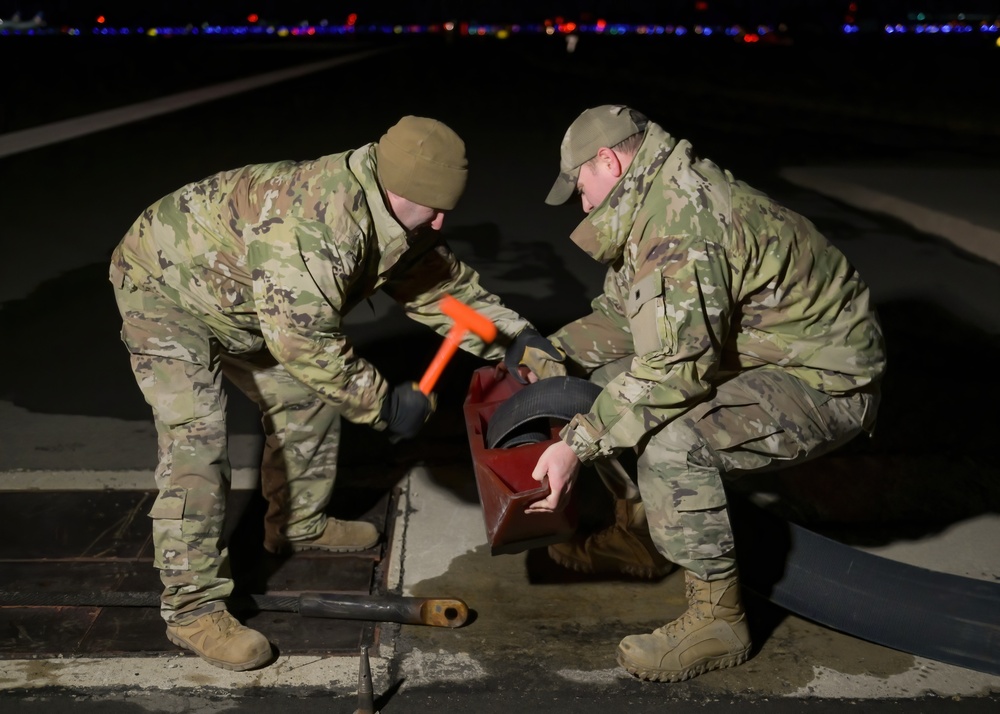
(376, 116, 468, 211)
(545, 105, 648, 206)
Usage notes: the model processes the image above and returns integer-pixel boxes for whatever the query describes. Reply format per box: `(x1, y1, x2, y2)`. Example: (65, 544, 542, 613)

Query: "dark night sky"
(3, 2, 998, 27)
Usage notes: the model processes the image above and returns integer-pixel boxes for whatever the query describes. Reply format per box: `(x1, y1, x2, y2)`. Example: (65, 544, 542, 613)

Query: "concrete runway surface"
(1, 30, 999, 712)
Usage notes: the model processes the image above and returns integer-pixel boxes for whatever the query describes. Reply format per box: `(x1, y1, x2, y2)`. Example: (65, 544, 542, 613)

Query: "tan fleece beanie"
(376, 116, 468, 211)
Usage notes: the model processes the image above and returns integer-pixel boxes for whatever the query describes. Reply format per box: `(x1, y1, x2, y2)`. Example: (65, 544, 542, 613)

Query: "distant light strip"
(0, 48, 385, 159)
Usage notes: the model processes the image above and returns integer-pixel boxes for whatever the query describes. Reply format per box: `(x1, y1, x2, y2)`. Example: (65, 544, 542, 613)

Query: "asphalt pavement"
(1, 31, 999, 712)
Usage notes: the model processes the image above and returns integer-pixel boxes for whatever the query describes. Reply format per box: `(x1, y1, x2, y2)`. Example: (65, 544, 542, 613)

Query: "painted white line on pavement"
(781, 167, 1000, 267)
(0, 653, 386, 692)
(791, 660, 1000, 699)
(0, 48, 387, 159)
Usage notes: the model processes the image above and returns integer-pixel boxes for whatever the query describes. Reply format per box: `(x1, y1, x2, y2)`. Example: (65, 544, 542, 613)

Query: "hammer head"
(440, 295, 497, 343)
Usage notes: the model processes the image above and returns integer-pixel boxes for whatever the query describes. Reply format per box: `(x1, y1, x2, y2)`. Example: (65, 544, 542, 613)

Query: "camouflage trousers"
(113, 273, 342, 624)
(589, 357, 878, 581)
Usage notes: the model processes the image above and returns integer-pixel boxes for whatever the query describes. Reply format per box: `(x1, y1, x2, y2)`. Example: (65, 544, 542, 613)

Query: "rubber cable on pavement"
(487, 376, 1000, 677)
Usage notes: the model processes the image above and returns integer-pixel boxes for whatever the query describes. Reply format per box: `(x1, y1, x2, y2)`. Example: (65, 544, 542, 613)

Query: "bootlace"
(653, 581, 704, 636)
(207, 610, 239, 636)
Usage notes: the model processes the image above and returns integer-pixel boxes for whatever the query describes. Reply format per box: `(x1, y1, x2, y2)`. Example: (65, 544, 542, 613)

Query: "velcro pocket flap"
(674, 474, 726, 511)
(148, 488, 186, 519)
(626, 271, 663, 318)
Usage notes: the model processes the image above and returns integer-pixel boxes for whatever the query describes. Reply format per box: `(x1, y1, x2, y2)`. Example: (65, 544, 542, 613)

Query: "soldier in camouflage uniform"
(527, 106, 885, 682)
(110, 116, 555, 671)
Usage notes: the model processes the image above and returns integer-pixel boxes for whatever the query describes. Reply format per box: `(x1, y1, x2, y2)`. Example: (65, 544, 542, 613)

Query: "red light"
(347, 13, 357, 26)
(96, 15, 105, 24)
(247, 13, 259, 23)
(849, 3, 858, 11)
(742, 33, 759, 43)
(695, 1, 709, 10)
(596, 18, 607, 30)
(563, 22, 577, 33)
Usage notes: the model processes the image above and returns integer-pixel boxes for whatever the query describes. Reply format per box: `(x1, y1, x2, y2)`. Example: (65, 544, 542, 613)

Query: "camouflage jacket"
(553, 123, 886, 461)
(111, 144, 529, 427)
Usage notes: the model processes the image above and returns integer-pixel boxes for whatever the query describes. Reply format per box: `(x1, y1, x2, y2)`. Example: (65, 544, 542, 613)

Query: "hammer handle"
(418, 296, 498, 395)
(297, 592, 469, 627)
(419, 327, 465, 395)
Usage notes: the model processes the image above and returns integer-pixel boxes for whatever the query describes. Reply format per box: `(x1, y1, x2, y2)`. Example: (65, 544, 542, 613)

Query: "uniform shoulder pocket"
(626, 269, 673, 356)
(626, 271, 663, 318)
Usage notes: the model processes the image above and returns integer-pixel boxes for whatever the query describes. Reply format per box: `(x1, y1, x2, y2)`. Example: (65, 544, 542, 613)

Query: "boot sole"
(166, 630, 273, 672)
(548, 548, 675, 581)
(616, 647, 750, 682)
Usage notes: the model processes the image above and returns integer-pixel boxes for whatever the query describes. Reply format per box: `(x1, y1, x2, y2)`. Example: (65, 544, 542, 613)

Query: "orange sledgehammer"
(418, 295, 497, 395)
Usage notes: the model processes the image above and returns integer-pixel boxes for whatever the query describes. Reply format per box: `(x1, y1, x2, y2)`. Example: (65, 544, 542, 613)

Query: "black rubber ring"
(485, 376, 601, 449)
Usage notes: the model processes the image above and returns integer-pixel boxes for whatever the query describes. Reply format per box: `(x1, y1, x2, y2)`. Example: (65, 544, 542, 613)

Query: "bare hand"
(525, 440, 581, 514)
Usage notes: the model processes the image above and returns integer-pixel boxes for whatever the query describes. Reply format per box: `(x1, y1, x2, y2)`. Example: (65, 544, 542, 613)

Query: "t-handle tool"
(418, 295, 497, 395)
(0, 590, 470, 627)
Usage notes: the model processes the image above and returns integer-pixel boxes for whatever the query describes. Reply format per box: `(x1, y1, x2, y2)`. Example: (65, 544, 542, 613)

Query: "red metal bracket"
(463, 366, 577, 555)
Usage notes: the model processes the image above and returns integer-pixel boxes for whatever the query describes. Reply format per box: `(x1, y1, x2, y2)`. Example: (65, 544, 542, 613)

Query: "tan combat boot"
(166, 610, 272, 671)
(547, 498, 676, 580)
(617, 571, 752, 681)
(287, 518, 380, 553)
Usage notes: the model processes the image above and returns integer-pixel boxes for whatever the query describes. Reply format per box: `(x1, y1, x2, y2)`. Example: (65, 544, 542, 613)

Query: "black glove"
(504, 328, 568, 384)
(380, 382, 437, 442)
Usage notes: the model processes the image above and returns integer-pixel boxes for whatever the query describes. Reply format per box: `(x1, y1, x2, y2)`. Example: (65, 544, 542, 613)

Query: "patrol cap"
(376, 116, 468, 211)
(545, 105, 647, 206)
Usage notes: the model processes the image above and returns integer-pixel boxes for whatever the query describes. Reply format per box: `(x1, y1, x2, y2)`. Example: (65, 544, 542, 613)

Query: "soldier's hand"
(504, 328, 567, 384)
(526, 440, 581, 513)
(380, 382, 437, 442)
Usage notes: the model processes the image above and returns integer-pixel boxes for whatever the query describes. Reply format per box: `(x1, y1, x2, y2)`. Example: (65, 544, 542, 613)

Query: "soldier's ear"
(597, 148, 623, 178)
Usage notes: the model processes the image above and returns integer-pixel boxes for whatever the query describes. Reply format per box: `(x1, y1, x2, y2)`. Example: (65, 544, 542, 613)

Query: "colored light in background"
(247, 14, 258, 24)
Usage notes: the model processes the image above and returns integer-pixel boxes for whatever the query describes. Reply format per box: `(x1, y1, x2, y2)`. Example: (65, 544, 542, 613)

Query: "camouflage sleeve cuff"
(559, 415, 615, 462)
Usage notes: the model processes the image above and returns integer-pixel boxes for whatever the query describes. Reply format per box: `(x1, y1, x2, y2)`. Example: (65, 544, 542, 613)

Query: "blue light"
(5, 15, 1000, 42)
